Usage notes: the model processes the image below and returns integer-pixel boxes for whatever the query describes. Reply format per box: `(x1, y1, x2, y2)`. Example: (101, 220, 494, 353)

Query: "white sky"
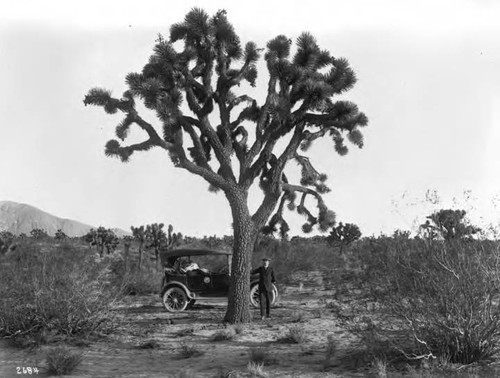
(1, 0, 500, 237)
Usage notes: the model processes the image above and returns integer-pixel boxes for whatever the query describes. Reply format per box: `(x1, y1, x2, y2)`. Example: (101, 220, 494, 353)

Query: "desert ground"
(2, 271, 498, 378)
(0, 275, 376, 378)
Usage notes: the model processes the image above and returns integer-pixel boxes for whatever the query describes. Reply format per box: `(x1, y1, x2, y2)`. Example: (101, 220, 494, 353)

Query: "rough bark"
(224, 189, 258, 323)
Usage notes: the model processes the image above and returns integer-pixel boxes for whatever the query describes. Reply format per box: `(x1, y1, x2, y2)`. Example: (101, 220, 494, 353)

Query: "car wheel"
(162, 286, 189, 312)
(250, 284, 278, 308)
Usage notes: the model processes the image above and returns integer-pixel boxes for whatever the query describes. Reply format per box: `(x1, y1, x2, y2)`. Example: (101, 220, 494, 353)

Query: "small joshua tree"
(84, 227, 119, 257)
(131, 225, 147, 269)
(30, 228, 48, 240)
(54, 229, 68, 240)
(327, 222, 361, 253)
(0, 231, 15, 255)
(145, 223, 167, 267)
(84, 8, 368, 322)
(420, 209, 480, 241)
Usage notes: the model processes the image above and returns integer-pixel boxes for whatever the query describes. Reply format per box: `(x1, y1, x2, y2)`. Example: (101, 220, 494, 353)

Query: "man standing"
(251, 258, 276, 320)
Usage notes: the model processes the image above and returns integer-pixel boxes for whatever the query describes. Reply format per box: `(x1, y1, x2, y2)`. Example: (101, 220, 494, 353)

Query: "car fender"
(161, 281, 194, 299)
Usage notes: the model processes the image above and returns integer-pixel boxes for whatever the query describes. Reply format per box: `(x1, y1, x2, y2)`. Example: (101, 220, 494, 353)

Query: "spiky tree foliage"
(131, 225, 147, 269)
(145, 223, 167, 267)
(84, 227, 119, 257)
(420, 209, 480, 241)
(0, 231, 15, 255)
(84, 9, 368, 323)
(327, 222, 361, 253)
(165, 224, 183, 249)
(54, 229, 68, 240)
(30, 228, 48, 240)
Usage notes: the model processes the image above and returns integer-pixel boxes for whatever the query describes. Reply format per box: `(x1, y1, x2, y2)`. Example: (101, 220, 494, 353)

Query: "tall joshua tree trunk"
(224, 189, 258, 323)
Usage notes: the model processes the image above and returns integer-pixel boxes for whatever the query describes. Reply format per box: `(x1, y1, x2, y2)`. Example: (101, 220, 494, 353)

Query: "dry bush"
(323, 334, 338, 369)
(211, 329, 235, 341)
(0, 242, 117, 347)
(233, 324, 245, 335)
(248, 347, 277, 365)
(246, 362, 268, 378)
(354, 238, 500, 365)
(175, 328, 195, 338)
(277, 325, 308, 344)
(178, 341, 204, 358)
(136, 339, 161, 349)
(45, 346, 83, 376)
(215, 368, 240, 378)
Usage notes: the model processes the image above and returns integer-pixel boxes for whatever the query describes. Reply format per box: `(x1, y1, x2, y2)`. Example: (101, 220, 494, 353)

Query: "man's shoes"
(261, 316, 266, 320)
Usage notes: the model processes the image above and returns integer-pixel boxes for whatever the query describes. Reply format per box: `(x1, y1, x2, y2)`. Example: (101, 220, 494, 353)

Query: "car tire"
(250, 284, 278, 308)
(162, 286, 189, 312)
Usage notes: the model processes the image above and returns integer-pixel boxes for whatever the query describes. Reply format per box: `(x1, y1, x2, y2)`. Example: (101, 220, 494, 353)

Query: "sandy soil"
(0, 281, 375, 378)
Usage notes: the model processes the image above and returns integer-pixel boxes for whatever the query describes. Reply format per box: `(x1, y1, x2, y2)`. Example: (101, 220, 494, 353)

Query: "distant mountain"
(0, 201, 130, 237)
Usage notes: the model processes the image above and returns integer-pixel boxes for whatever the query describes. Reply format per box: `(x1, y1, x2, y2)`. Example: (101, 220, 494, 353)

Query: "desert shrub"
(178, 341, 204, 358)
(233, 324, 245, 335)
(323, 334, 338, 369)
(136, 339, 161, 349)
(211, 329, 235, 341)
(0, 242, 117, 346)
(175, 328, 195, 338)
(121, 266, 162, 295)
(45, 346, 83, 376)
(357, 238, 500, 364)
(277, 325, 308, 344)
(246, 362, 268, 378)
(248, 347, 277, 365)
(215, 368, 240, 378)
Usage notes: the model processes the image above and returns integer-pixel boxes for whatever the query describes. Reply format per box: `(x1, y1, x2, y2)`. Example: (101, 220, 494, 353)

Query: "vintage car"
(159, 248, 278, 312)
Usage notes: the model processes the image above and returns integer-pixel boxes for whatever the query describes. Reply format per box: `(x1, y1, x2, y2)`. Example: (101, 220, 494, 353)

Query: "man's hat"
(262, 257, 271, 261)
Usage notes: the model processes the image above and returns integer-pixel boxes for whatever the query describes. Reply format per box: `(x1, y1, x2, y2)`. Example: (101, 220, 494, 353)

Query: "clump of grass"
(311, 309, 323, 318)
(175, 328, 195, 337)
(45, 346, 83, 376)
(373, 357, 387, 378)
(323, 334, 338, 369)
(212, 329, 235, 342)
(247, 362, 268, 378)
(176, 370, 196, 378)
(290, 311, 307, 323)
(136, 339, 161, 349)
(248, 347, 277, 366)
(215, 368, 240, 378)
(178, 341, 204, 359)
(277, 325, 308, 344)
(233, 324, 245, 335)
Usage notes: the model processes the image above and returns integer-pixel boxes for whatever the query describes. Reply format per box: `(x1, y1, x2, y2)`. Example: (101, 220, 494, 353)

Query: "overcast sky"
(1, 0, 500, 237)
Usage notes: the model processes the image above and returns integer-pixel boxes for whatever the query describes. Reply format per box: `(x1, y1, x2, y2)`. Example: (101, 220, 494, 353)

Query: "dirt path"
(0, 286, 367, 378)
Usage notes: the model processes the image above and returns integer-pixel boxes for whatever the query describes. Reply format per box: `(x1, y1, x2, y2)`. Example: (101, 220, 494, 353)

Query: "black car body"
(159, 248, 278, 312)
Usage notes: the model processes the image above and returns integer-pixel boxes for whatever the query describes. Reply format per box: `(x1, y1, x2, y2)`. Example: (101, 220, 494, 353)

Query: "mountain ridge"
(0, 200, 130, 237)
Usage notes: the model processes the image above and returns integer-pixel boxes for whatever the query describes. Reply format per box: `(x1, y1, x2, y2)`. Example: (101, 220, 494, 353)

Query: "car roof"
(160, 248, 232, 258)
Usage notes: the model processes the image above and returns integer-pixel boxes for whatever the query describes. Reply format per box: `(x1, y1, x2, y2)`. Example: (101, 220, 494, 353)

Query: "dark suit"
(251, 266, 276, 317)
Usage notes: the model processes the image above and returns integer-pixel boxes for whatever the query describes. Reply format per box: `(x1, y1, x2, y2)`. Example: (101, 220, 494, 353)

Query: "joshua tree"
(84, 227, 119, 257)
(84, 9, 368, 322)
(420, 209, 480, 241)
(54, 229, 68, 240)
(122, 235, 134, 272)
(30, 228, 48, 240)
(327, 222, 361, 253)
(165, 224, 183, 249)
(145, 223, 167, 267)
(0, 231, 15, 255)
(131, 225, 147, 269)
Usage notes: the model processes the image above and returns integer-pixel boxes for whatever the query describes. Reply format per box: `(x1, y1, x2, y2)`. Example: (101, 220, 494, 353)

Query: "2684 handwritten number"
(16, 367, 39, 375)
